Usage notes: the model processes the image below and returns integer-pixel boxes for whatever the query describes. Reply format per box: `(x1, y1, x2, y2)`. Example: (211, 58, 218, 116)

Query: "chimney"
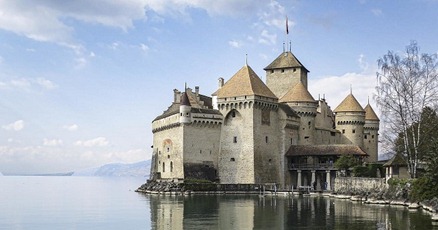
(173, 89, 180, 103)
(218, 77, 224, 89)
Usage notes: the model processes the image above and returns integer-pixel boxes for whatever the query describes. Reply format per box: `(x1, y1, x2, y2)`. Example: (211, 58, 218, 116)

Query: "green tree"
(334, 155, 360, 172)
(376, 41, 438, 178)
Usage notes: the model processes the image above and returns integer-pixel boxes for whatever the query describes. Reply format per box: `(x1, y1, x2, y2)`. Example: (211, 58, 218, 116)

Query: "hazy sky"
(1, 0, 438, 174)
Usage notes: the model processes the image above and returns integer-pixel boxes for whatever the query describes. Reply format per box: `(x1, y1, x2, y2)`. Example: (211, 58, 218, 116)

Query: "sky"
(1, 0, 438, 174)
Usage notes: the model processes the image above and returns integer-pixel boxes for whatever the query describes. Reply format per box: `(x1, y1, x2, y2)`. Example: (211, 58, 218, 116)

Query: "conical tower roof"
(264, 51, 309, 72)
(334, 93, 364, 113)
(364, 103, 379, 121)
(279, 81, 315, 103)
(217, 65, 277, 99)
(180, 92, 191, 106)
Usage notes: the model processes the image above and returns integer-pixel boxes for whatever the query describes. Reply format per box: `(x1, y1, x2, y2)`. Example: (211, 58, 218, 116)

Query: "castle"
(150, 50, 379, 190)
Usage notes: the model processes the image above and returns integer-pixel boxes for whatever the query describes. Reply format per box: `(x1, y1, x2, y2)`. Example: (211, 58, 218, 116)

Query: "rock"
(408, 202, 420, 209)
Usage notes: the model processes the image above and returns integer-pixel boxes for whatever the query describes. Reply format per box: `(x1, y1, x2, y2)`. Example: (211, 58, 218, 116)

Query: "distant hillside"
(73, 160, 151, 177)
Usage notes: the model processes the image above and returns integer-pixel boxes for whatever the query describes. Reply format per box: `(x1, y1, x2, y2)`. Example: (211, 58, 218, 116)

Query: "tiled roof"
(334, 94, 364, 113)
(217, 65, 277, 99)
(278, 103, 300, 118)
(364, 103, 380, 121)
(180, 92, 191, 106)
(285, 145, 368, 157)
(279, 81, 316, 103)
(264, 51, 309, 72)
(383, 153, 407, 167)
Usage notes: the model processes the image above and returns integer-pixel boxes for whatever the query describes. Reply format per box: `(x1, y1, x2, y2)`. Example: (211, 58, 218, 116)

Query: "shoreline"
(136, 187, 438, 221)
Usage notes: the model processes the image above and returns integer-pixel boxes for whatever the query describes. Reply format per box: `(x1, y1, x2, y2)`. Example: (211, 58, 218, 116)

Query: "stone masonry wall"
(334, 177, 386, 195)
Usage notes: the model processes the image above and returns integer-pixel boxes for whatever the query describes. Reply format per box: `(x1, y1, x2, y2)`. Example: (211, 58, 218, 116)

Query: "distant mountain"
(73, 160, 151, 177)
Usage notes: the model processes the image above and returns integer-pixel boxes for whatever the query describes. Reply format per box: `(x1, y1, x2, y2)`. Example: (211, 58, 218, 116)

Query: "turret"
(363, 103, 380, 162)
(280, 82, 317, 145)
(179, 92, 191, 124)
(334, 93, 365, 148)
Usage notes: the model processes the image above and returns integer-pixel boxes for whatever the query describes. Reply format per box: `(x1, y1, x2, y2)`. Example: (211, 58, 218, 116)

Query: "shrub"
(410, 177, 438, 201)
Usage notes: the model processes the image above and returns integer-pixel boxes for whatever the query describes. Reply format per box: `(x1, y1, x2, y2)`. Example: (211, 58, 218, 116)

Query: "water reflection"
(144, 194, 436, 230)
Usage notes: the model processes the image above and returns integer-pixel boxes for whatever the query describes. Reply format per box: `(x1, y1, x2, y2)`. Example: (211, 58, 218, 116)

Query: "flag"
(286, 16, 289, 34)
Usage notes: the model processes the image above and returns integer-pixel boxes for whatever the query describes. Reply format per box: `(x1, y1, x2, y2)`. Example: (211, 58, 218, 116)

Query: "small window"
(167, 155, 170, 159)
(186, 112, 189, 116)
(230, 158, 235, 162)
(352, 129, 356, 134)
(200, 150, 202, 154)
(304, 136, 309, 139)
(233, 136, 237, 143)
(291, 138, 293, 144)
(281, 69, 285, 73)
(167, 147, 170, 152)
(162, 162, 165, 172)
(268, 159, 272, 162)
(265, 136, 268, 143)
(232, 111, 236, 117)
(271, 70, 274, 73)
(372, 135, 375, 139)
(342, 129, 345, 134)
(364, 135, 367, 139)
(170, 161, 173, 172)
(293, 68, 296, 72)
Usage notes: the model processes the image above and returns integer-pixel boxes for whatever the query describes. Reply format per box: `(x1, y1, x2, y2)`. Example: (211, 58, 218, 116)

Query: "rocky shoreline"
(137, 180, 438, 222)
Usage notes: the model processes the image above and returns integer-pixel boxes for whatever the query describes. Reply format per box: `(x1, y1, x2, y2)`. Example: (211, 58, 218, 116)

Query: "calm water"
(0, 176, 436, 230)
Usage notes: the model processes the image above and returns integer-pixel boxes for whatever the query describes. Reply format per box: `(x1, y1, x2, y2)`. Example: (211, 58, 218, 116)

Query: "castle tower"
(264, 51, 309, 99)
(279, 82, 317, 145)
(216, 64, 279, 184)
(363, 102, 380, 162)
(179, 92, 191, 124)
(334, 93, 365, 148)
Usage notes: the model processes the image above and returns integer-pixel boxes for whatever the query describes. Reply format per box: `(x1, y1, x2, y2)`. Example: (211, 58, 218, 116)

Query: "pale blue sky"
(1, 0, 437, 174)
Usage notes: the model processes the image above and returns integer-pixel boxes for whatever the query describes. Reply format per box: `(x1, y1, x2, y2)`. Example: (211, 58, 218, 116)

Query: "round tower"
(179, 92, 192, 124)
(280, 82, 317, 145)
(363, 103, 380, 162)
(334, 93, 365, 148)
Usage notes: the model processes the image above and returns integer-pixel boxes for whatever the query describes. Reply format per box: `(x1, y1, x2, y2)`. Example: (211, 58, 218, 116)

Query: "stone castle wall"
(334, 177, 386, 195)
(266, 68, 306, 99)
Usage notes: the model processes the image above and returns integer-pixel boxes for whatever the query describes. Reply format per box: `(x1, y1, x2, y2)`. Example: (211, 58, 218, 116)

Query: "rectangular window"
(352, 129, 356, 134)
(265, 136, 268, 143)
(233, 136, 237, 143)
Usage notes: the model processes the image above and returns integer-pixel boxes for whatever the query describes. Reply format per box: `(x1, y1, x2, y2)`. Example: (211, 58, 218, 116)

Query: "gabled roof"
(264, 51, 309, 72)
(383, 153, 407, 167)
(285, 145, 368, 157)
(217, 65, 277, 99)
(279, 81, 316, 103)
(364, 103, 380, 121)
(334, 94, 364, 113)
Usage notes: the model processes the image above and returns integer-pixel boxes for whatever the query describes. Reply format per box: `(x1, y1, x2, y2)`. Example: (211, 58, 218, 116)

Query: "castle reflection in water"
(145, 194, 434, 229)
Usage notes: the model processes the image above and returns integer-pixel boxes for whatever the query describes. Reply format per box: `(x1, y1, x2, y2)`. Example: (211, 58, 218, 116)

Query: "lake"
(0, 176, 436, 229)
